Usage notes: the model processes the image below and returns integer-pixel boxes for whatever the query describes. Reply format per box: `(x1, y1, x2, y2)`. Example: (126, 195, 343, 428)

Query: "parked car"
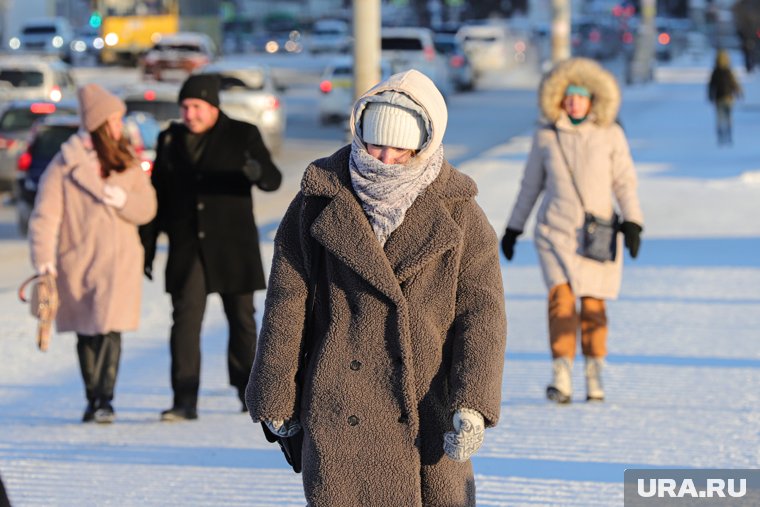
(309, 18, 352, 54)
(318, 56, 392, 126)
(381, 27, 452, 98)
(70, 26, 104, 64)
(571, 20, 622, 60)
(10, 17, 74, 62)
(14, 113, 154, 236)
(433, 33, 475, 91)
(124, 111, 161, 174)
(142, 32, 217, 82)
(0, 99, 77, 192)
(121, 82, 182, 128)
(195, 62, 286, 154)
(0, 57, 76, 103)
(14, 114, 80, 236)
(456, 22, 515, 75)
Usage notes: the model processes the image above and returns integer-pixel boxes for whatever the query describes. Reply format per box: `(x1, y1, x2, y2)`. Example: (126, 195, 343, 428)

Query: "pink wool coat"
(29, 133, 157, 335)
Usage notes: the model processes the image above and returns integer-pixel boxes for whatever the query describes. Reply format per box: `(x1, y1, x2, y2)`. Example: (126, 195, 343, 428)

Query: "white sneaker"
(546, 357, 573, 404)
(585, 356, 605, 402)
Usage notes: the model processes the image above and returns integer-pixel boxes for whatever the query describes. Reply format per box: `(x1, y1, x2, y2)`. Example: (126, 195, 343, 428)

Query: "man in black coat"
(140, 74, 282, 421)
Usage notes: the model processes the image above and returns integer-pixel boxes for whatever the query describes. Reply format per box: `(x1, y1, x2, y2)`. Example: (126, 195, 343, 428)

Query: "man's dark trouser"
(169, 255, 257, 409)
(76, 331, 122, 404)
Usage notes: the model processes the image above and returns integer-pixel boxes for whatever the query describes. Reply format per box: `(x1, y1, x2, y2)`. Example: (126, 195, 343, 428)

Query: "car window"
(125, 100, 180, 123)
(220, 76, 248, 90)
(464, 35, 498, 43)
(30, 125, 77, 160)
(0, 70, 45, 88)
(382, 37, 424, 51)
(434, 41, 456, 53)
(22, 26, 57, 35)
(333, 66, 353, 77)
(0, 105, 77, 131)
(155, 43, 202, 52)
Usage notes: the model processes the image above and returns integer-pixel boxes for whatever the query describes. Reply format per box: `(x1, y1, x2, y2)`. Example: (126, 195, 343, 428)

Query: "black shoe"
(82, 401, 96, 423)
(94, 401, 115, 424)
(160, 406, 198, 422)
(238, 389, 247, 413)
(546, 386, 572, 404)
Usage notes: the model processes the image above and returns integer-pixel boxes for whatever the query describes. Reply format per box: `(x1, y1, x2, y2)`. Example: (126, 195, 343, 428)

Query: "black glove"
(619, 221, 642, 259)
(144, 265, 153, 281)
(242, 153, 263, 183)
(500, 228, 522, 261)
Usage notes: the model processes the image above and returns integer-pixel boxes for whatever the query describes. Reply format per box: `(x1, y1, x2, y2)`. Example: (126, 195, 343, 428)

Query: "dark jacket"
(140, 112, 281, 294)
(708, 67, 742, 105)
(247, 146, 507, 506)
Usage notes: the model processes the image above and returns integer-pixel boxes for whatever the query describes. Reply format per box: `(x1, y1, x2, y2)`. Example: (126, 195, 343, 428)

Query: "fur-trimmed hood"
(538, 57, 621, 127)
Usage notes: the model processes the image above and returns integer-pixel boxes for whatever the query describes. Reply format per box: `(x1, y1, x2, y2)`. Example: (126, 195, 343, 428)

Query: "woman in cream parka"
(247, 70, 506, 506)
(501, 57, 644, 404)
(29, 84, 157, 423)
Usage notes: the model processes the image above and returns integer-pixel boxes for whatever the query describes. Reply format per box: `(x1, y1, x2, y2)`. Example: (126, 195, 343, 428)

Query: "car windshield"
(22, 26, 57, 35)
(0, 71, 45, 88)
(154, 43, 202, 52)
(126, 100, 180, 123)
(0, 105, 78, 131)
(382, 38, 424, 50)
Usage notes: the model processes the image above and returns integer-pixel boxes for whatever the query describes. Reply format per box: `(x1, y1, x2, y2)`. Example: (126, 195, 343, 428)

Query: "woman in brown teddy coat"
(246, 70, 507, 506)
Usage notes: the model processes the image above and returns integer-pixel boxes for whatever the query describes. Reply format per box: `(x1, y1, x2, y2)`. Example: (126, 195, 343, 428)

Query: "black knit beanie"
(178, 74, 221, 108)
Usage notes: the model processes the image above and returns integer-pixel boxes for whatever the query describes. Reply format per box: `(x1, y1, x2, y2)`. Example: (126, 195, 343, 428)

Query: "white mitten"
(36, 262, 57, 277)
(443, 408, 485, 462)
(103, 184, 127, 209)
(266, 418, 302, 437)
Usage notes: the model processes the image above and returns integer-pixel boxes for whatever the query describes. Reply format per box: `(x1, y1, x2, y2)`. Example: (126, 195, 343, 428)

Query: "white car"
(318, 56, 391, 126)
(381, 27, 452, 98)
(11, 17, 75, 62)
(309, 19, 352, 54)
(456, 22, 516, 75)
(197, 62, 286, 155)
(0, 57, 76, 103)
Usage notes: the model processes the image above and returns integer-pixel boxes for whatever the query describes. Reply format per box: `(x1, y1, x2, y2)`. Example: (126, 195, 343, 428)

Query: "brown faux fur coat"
(247, 145, 507, 506)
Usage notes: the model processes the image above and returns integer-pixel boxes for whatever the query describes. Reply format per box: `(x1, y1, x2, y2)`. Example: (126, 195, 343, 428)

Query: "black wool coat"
(140, 112, 282, 294)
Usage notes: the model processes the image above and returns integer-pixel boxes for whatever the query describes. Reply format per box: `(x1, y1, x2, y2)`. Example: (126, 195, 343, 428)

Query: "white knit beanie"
(362, 102, 426, 151)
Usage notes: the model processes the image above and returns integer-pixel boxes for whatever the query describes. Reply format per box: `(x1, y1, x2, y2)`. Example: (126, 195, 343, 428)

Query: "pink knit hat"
(77, 83, 127, 132)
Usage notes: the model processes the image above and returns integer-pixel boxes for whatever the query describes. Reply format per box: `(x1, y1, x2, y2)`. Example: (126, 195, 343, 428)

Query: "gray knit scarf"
(349, 138, 444, 247)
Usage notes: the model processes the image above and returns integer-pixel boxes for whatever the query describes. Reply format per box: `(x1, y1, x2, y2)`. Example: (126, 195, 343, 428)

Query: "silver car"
(196, 62, 286, 155)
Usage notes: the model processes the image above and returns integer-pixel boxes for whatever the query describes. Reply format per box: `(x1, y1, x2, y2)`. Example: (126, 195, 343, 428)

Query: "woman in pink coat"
(501, 58, 644, 404)
(28, 84, 157, 423)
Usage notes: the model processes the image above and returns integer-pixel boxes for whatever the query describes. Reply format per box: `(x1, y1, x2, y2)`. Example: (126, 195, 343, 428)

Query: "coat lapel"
(383, 184, 461, 284)
(310, 186, 404, 305)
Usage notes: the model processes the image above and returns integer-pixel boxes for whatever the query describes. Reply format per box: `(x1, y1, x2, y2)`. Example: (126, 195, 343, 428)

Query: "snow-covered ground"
(1, 50, 759, 506)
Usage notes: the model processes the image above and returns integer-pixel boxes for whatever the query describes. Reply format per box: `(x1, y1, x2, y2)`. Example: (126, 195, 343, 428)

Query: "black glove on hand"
(242, 154, 263, 183)
(144, 265, 153, 281)
(501, 228, 522, 261)
(620, 221, 643, 259)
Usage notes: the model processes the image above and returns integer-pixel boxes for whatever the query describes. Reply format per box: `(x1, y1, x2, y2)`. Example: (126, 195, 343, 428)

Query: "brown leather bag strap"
(18, 274, 40, 303)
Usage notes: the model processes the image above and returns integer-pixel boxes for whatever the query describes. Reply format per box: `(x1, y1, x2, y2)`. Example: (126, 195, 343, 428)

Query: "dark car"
(14, 114, 79, 236)
(433, 33, 475, 91)
(0, 99, 77, 192)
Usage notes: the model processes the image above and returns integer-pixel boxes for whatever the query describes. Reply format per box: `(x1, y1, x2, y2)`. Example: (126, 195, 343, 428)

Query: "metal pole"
(550, 0, 570, 64)
(353, 0, 381, 103)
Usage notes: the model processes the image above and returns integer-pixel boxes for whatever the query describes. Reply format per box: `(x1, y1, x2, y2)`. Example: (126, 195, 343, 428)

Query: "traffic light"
(89, 11, 102, 29)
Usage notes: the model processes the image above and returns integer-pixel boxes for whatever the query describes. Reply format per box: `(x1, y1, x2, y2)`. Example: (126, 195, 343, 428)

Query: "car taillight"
(49, 86, 62, 102)
(30, 103, 56, 114)
(424, 46, 435, 61)
(268, 96, 280, 109)
(589, 30, 601, 43)
(0, 136, 16, 150)
(450, 55, 465, 68)
(17, 152, 32, 171)
(658, 32, 671, 45)
(319, 80, 333, 93)
(144, 90, 156, 101)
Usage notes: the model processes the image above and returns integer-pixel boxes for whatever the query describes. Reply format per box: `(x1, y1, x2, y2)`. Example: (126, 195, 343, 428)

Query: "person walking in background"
(246, 70, 507, 506)
(140, 74, 282, 422)
(28, 84, 157, 423)
(708, 49, 743, 146)
(501, 58, 644, 404)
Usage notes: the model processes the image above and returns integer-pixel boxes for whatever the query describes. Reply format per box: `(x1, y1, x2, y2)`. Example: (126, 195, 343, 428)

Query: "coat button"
(348, 415, 359, 426)
(198, 231, 206, 239)
(350, 360, 361, 371)
(197, 202, 205, 211)
(398, 414, 409, 424)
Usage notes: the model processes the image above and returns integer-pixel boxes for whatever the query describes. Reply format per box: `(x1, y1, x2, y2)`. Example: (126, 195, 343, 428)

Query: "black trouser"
(169, 255, 257, 409)
(76, 331, 121, 404)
